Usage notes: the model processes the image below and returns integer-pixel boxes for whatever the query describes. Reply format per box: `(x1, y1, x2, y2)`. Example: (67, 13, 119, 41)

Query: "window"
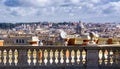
(22, 39, 24, 43)
(16, 39, 19, 43)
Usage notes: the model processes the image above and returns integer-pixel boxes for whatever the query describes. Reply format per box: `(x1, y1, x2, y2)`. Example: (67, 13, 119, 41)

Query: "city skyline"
(0, 0, 120, 23)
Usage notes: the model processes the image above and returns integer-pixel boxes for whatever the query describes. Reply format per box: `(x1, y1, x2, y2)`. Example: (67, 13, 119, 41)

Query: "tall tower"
(76, 21, 85, 35)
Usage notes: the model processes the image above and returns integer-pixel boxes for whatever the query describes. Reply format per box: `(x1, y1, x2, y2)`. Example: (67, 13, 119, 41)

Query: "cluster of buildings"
(0, 21, 120, 46)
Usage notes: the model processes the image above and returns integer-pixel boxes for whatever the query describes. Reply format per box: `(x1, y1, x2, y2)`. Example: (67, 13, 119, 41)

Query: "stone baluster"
(55, 50, 59, 64)
(44, 49, 48, 65)
(82, 49, 86, 64)
(50, 50, 53, 64)
(76, 50, 80, 64)
(27, 49, 31, 65)
(104, 50, 108, 65)
(60, 50, 64, 64)
(109, 50, 113, 65)
(66, 49, 69, 64)
(98, 50, 103, 65)
(71, 50, 75, 65)
(8, 49, 13, 65)
(38, 49, 42, 65)
(3, 50, 7, 65)
(33, 49, 37, 65)
(14, 49, 18, 66)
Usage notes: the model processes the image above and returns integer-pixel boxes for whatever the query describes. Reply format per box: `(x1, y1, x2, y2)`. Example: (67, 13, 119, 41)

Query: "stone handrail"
(0, 45, 119, 69)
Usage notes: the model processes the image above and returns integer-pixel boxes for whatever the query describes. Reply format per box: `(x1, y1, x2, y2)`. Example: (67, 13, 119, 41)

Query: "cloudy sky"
(0, 0, 120, 23)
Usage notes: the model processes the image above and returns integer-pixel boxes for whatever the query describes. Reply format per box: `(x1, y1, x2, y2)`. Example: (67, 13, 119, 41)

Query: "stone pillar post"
(86, 46, 99, 69)
(18, 49, 27, 66)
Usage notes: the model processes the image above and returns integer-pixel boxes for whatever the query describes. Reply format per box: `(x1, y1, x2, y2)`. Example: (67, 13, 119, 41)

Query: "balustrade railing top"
(0, 45, 120, 69)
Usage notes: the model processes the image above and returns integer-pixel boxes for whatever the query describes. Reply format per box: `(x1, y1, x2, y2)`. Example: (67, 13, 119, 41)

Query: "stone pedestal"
(86, 50, 99, 69)
(18, 49, 28, 66)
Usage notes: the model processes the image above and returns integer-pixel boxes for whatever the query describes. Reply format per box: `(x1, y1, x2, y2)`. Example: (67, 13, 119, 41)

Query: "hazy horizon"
(0, 0, 120, 23)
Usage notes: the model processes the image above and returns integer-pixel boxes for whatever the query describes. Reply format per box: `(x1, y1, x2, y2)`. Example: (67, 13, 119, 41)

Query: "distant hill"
(0, 22, 74, 29)
(0, 22, 36, 29)
(0, 23, 16, 29)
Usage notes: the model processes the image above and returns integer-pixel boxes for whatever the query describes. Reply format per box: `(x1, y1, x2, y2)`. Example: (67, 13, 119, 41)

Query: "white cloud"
(19, 0, 67, 7)
(0, 0, 120, 22)
(41, 7, 56, 15)
(82, 2, 94, 9)
(9, 7, 38, 16)
(95, 1, 120, 14)
(110, 1, 120, 12)
(91, 0, 101, 3)
(22, 0, 52, 7)
(70, 0, 80, 4)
